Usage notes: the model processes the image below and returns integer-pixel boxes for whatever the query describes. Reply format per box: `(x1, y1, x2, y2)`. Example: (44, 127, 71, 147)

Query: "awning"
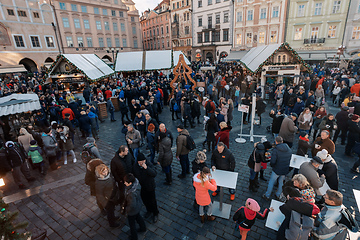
(224, 51, 249, 61)
(298, 51, 352, 61)
(0, 66, 27, 74)
(240, 44, 282, 72)
(0, 93, 41, 116)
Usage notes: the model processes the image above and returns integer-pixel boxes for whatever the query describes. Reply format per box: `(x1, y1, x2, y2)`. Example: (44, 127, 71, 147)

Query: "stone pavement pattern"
(3, 101, 360, 240)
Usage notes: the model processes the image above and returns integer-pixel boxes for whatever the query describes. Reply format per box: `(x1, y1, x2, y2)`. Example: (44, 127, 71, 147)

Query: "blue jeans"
(249, 168, 257, 180)
(149, 147, 155, 164)
(162, 165, 171, 174)
(110, 111, 115, 120)
(179, 154, 189, 176)
(265, 171, 285, 198)
(133, 148, 139, 161)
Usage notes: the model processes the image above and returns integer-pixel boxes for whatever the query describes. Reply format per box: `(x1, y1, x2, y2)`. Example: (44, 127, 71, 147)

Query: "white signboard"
(353, 189, 360, 214)
(290, 154, 311, 169)
(238, 104, 249, 113)
(316, 181, 330, 196)
(265, 200, 285, 231)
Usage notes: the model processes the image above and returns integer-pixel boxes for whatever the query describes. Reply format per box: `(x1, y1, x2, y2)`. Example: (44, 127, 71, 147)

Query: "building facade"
(170, 0, 192, 60)
(343, 0, 360, 56)
(140, 0, 172, 51)
(0, 0, 59, 72)
(0, 0, 142, 73)
(191, 0, 233, 63)
(233, 0, 288, 50)
(286, 0, 350, 61)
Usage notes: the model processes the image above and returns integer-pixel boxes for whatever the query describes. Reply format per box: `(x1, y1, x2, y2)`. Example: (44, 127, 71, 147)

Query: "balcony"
(303, 38, 325, 44)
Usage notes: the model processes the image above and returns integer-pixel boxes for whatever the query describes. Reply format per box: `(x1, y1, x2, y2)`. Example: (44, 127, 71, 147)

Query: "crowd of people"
(0, 61, 359, 239)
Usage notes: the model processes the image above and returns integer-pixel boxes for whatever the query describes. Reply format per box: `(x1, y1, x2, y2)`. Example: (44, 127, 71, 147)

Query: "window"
(45, 36, 55, 47)
(272, 6, 279, 18)
(358, 3, 360, 13)
(185, 26, 190, 35)
(167, 40, 170, 47)
(173, 3, 175, 9)
(246, 33, 252, 44)
(187, 13, 190, 21)
(94, 7, 100, 14)
(33, 12, 40, 18)
(87, 37, 93, 47)
(166, 25, 169, 33)
(213, 31, 220, 42)
(111, 10, 116, 16)
(204, 32, 210, 42)
(236, 33, 242, 45)
(236, 12, 242, 22)
(352, 27, 360, 39)
(115, 38, 120, 47)
(259, 32, 265, 43)
(66, 36, 73, 47)
(298, 5, 305, 17)
(247, 10, 253, 21)
(311, 26, 319, 39)
(84, 20, 90, 29)
(71, 4, 77, 12)
(294, 27, 302, 40)
(77, 37, 84, 47)
(314, 3, 322, 16)
(7, 9, 14, 15)
(131, 17, 135, 22)
(96, 21, 102, 30)
(30, 36, 41, 48)
(114, 0, 118, 4)
(63, 18, 70, 28)
(81, 6, 87, 13)
(98, 37, 104, 47)
(14, 35, 25, 48)
(208, 0, 212, 5)
(328, 25, 337, 38)
(237, 0, 242, 2)
(59, 2, 66, 10)
(216, 14, 220, 24)
(223, 29, 229, 41)
(134, 40, 138, 48)
(113, 22, 118, 31)
(122, 38, 127, 47)
(119, 11, 124, 17)
(270, 30, 277, 43)
(184, 13, 187, 21)
(198, 0, 202, 7)
(74, 19, 81, 28)
(161, 27, 164, 35)
(132, 26, 136, 35)
(208, 16, 212, 27)
(18, 10, 27, 17)
(103, 9, 108, 15)
(216, 0, 220, 3)
(104, 22, 110, 30)
(260, 8, 266, 19)
(198, 17, 202, 26)
(223, 12, 229, 23)
(106, 38, 112, 47)
(177, 2, 180, 8)
(332, 1, 341, 13)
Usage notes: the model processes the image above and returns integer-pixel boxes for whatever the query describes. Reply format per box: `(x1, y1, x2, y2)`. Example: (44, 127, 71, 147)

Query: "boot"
(260, 169, 267, 181)
(201, 215, 205, 223)
(207, 215, 216, 221)
(254, 173, 260, 188)
(164, 173, 172, 185)
(249, 179, 258, 192)
(40, 165, 46, 176)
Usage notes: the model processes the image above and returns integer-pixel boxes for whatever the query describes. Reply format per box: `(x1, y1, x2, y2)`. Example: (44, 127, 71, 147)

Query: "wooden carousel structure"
(170, 54, 197, 97)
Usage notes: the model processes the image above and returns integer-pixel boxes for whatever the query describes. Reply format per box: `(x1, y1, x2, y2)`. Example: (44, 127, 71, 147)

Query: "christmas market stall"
(240, 43, 311, 98)
(46, 54, 115, 91)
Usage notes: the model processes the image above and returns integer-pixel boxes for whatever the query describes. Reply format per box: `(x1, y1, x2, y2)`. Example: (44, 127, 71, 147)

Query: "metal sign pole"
(235, 110, 246, 143)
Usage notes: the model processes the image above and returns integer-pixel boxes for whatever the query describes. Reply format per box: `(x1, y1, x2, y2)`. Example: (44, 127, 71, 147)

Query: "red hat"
(246, 198, 260, 212)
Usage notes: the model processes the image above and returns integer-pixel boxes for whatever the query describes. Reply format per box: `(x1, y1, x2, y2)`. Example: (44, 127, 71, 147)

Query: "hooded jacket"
(193, 172, 217, 206)
(124, 179, 142, 216)
(5, 142, 27, 168)
(233, 206, 269, 230)
(216, 126, 232, 148)
(41, 133, 57, 157)
(297, 138, 311, 156)
(17, 128, 34, 152)
(279, 116, 298, 143)
(95, 174, 118, 208)
(248, 143, 266, 170)
(312, 205, 343, 240)
(269, 113, 285, 134)
(176, 129, 191, 156)
(211, 147, 236, 171)
(111, 151, 134, 185)
(158, 136, 173, 167)
(270, 143, 292, 175)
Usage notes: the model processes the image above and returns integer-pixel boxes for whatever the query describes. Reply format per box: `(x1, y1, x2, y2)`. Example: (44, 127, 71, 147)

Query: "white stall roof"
(173, 51, 191, 65)
(0, 94, 41, 116)
(145, 50, 172, 70)
(115, 51, 143, 72)
(240, 44, 282, 72)
(224, 51, 249, 61)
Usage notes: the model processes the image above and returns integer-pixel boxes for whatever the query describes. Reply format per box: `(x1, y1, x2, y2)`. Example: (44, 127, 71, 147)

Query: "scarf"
(243, 207, 257, 220)
(303, 113, 312, 123)
(299, 136, 309, 142)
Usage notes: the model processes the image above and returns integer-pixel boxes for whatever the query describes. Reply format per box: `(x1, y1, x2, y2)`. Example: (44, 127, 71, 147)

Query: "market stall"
(239, 43, 311, 98)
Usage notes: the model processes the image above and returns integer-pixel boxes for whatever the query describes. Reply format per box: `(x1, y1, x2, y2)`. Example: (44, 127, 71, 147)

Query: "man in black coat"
(83, 87, 91, 103)
(191, 97, 201, 124)
(183, 99, 195, 128)
(129, 99, 140, 121)
(145, 113, 158, 133)
(133, 152, 159, 223)
(78, 111, 92, 138)
(305, 90, 316, 107)
(333, 106, 349, 145)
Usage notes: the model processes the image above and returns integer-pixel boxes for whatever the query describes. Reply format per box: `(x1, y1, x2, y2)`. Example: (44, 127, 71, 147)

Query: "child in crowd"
(233, 198, 273, 240)
(28, 140, 46, 175)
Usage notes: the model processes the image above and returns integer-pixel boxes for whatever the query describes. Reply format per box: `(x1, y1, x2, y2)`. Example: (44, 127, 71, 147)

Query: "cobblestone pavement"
(2, 100, 360, 240)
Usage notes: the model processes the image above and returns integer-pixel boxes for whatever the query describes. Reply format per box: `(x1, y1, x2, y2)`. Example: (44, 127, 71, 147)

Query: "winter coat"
(146, 131, 155, 150)
(27, 145, 43, 164)
(85, 159, 104, 196)
(119, 100, 129, 114)
(155, 129, 173, 151)
(124, 179, 142, 216)
(315, 88, 325, 99)
(0, 148, 11, 176)
(318, 117, 337, 138)
(95, 175, 118, 208)
(192, 160, 207, 174)
(279, 116, 298, 143)
(270, 143, 292, 175)
(312, 205, 343, 240)
(305, 95, 316, 107)
(298, 112, 313, 131)
(176, 129, 191, 156)
(299, 162, 325, 191)
(41, 133, 58, 157)
(111, 152, 134, 185)
(296, 139, 311, 156)
(233, 206, 270, 231)
(78, 114, 92, 131)
(18, 132, 34, 153)
(133, 160, 157, 191)
(216, 126, 232, 148)
(59, 134, 74, 151)
(270, 113, 285, 134)
(319, 155, 339, 191)
(211, 147, 235, 171)
(158, 137, 173, 167)
(256, 99, 266, 115)
(193, 173, 217, 206)
(206, 120, 219, 142)
(126, 129, 141, 149)
(183, 102, 192, 118)
(292, 101, 305, 116)
(247, 143, 266, 170)
(191, 100, 201, 118)
(134, 115, 146, 133)
(5, 143, 27, 168)
(312, 137, 335, 156)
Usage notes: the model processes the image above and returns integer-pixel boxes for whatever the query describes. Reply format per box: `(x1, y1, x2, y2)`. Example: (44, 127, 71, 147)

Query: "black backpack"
(184, 134, 196, 151)
(285, 210, 314, 240)
(81, 143, 96, 164)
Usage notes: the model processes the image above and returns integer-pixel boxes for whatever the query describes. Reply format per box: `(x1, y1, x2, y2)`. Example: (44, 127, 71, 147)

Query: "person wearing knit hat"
(146, 123, 156, 164)
(316, 149, 339, 190)
(233, 198, 273, 240)
(296, 132, 311, 159)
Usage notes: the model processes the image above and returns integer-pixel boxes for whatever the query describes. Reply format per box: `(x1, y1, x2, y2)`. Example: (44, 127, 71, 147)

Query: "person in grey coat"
(126, 124, 141, 161)
(263, 136, 292, 200)
(299, 156, 325, 193)
(124, 173, 146, 240)
(279, 113, 298, 148)
(157, 132, 173, 185)
(41, 127, 60, 170)
(107, 98, 116, 122)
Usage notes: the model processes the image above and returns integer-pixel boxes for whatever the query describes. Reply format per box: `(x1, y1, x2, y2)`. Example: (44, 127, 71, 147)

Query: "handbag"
(253, 149, 261, 172)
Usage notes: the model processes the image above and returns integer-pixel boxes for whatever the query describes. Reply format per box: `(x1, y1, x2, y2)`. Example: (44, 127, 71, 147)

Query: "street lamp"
(337, 45, 345, 68)
(106, 47, 120, 63)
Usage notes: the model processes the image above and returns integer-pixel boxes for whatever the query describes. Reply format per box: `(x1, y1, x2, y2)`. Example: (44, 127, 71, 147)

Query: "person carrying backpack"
(81, 137, 102, 164)
(28, 140, 46, 175)
(204, 97, 216, 117)
(176, 124, 192, 179)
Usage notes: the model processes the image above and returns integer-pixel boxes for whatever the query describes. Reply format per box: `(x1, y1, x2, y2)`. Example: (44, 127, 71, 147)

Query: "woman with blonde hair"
(18, 128, 34, 152)
(227, 99, 234, 125)
(193, 167, 217, 223)
(215, 121, 232, 148)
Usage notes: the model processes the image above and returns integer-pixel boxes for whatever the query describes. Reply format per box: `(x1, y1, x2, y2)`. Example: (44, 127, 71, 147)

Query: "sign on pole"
(238, 104, 249, 113)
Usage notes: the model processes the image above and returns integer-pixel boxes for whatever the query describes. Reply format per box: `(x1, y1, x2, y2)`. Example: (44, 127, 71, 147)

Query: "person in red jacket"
(61, 107, 75, 121)
(104, 88, 112, 100)
(350, 81, 360, 96)
(215, 122, 232, 148)
(193, 167, 217, 223)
